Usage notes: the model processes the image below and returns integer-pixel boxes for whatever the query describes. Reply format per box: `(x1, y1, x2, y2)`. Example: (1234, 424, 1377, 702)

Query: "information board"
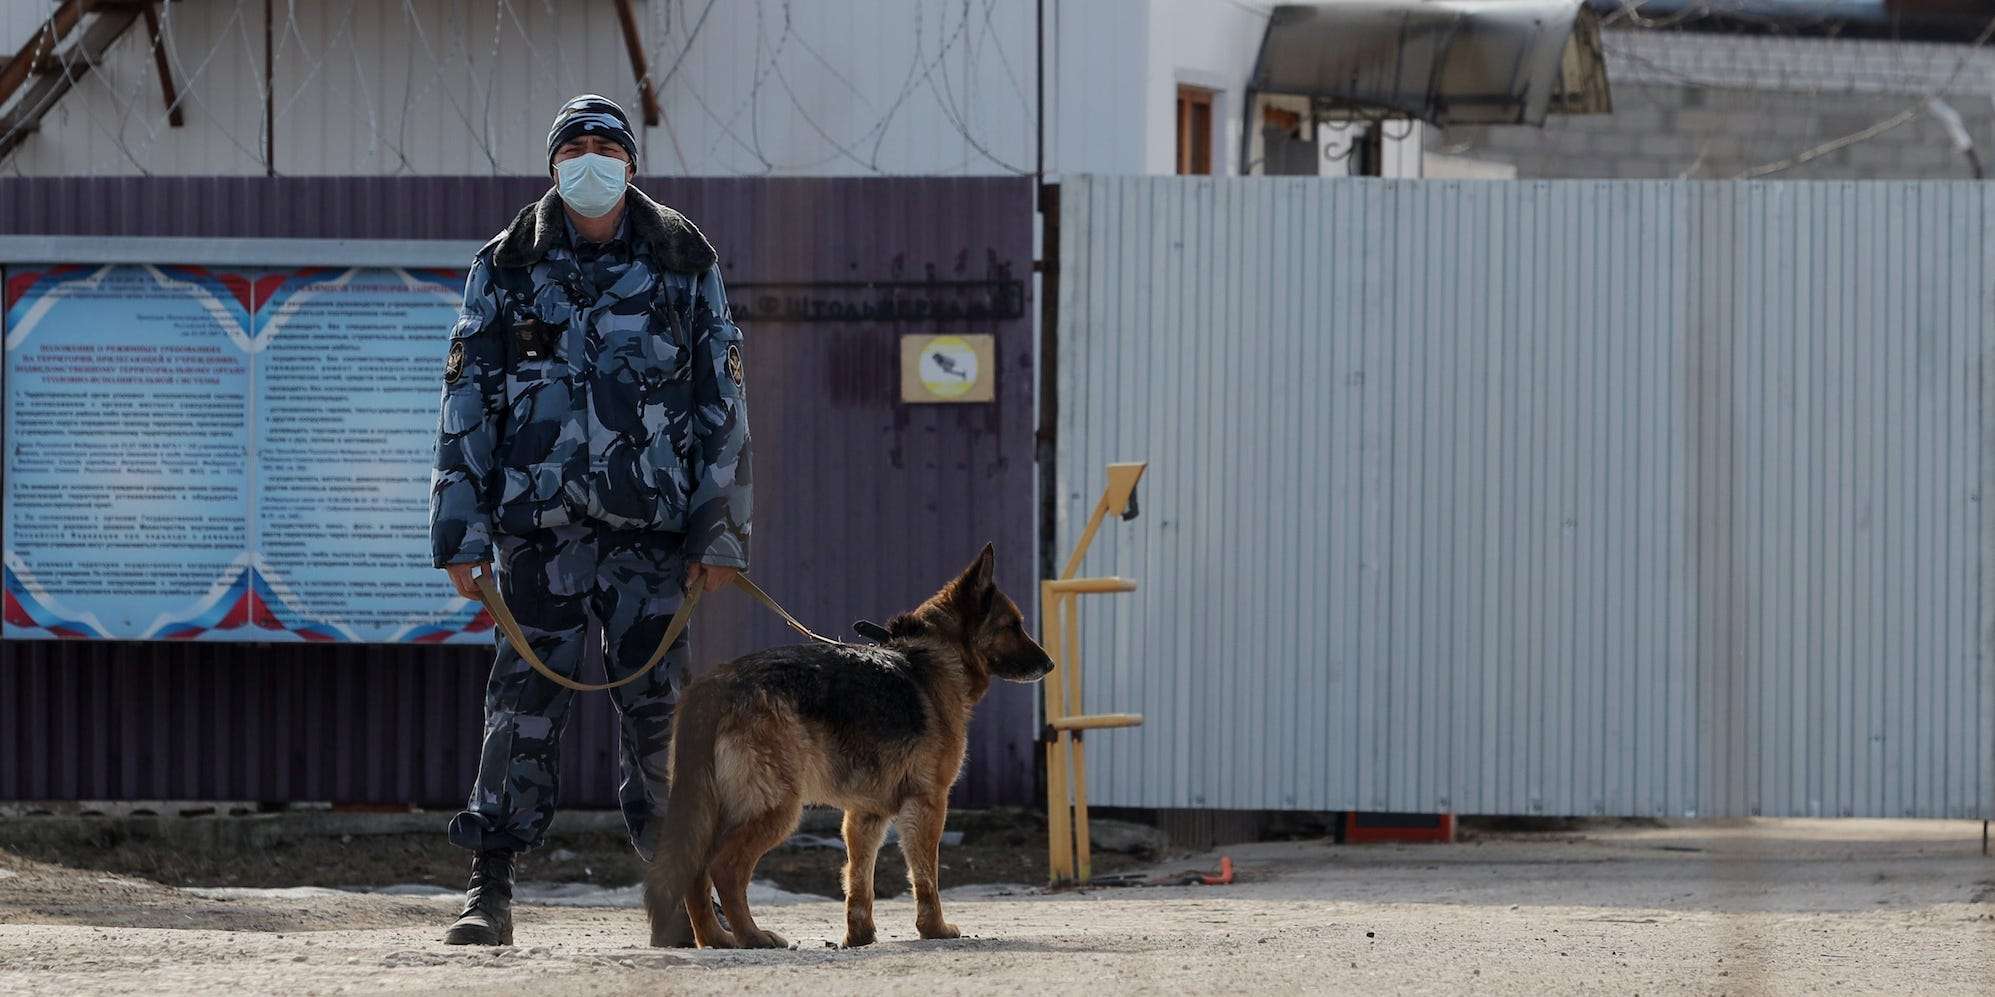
(2, 263, 491, 644)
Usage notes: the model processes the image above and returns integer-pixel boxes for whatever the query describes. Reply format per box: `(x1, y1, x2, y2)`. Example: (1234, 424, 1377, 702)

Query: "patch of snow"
(367, 884, 457, 898)
(182, 880, 820, 908)
(509, 880, 818, 908)
(780, 829, 963, 851)
(186, 886, 354, 902)
(940, 882, 1036, 901)
(784, 834, 846, 851)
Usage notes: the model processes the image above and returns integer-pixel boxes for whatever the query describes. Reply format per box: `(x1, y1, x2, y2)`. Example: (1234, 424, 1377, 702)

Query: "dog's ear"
(946, 543, 998, 618)
(968, 542, 996, 592)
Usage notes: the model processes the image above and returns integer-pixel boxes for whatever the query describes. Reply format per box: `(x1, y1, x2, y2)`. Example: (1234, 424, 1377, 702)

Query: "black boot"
(443, 848, 515, 946)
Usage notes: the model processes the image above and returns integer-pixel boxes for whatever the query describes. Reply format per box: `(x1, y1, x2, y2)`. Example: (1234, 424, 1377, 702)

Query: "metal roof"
(1250, 0, 1612, 126)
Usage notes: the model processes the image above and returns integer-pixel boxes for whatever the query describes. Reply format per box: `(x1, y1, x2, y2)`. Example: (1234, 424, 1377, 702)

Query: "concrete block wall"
(1427, 31, 1995, 181)
(1434, 85, 1989, 180)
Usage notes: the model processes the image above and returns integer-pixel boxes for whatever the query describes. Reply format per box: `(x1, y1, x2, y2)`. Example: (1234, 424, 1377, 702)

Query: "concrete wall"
(1429, 29, 1995, 180)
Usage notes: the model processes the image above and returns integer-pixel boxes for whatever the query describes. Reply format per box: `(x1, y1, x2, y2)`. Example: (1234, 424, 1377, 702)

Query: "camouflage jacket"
(430, 187, 751, 570)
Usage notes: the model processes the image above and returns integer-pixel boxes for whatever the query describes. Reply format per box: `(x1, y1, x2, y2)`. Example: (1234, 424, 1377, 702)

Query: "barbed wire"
(1733, 12, 1995, 178)
(481, 0, 504, 166)
(129, 0, 263, 174)
(61, 1, 1995, 180)
(643, 0, 719, 172)
(0, 0, 1034, 178)
(236, 0, 265, 170)
(922, 0, 1031, 173)
(343, 1, 383, 168)
(1605, 0, 1717, 32)
(63, 4, 149, 173)
(1426, 1, 1995, 179)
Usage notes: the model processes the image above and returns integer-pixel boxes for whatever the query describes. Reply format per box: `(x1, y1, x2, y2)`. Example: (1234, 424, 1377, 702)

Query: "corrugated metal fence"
(1057, 175, 1994, 819)
(0, 175, 1039, 808)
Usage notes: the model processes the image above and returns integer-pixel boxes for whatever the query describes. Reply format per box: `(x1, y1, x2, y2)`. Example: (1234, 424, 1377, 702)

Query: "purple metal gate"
(0, 175, 1038, 808)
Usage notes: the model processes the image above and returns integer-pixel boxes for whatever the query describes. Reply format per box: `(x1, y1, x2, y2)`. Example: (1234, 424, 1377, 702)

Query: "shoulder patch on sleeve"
(445, 339, 467, 383)
(725, 343, 744, 386)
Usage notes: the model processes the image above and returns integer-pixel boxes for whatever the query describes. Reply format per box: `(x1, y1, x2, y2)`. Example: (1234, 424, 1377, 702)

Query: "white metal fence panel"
(1055, 175, 1994, 819)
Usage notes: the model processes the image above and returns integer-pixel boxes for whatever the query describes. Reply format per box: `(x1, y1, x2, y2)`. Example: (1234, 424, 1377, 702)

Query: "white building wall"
(273, 0, 634, 176)
(1130, 0, 1424, 177)
(1142, 0, 1271, 175)
(0, 0, 638, 177)
(3, 0, 271, 176)
(0, 0, 1420, 178)
(0, 0, 44, 56)
(0, 0, 1043, 177)
(646, 0, 1038, 175)
(1047, 0, 1150, 176)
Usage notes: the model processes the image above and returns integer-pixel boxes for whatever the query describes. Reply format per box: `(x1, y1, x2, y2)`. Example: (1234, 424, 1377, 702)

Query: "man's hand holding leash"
(683, 563, 740, 595)
(448, 561, 733, 600)
(445, 561, 489, 601)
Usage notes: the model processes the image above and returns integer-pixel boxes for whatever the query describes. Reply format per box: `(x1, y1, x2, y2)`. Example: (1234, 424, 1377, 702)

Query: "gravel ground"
(2, 819, 1992, 995)
(0, 806, 1143, 902)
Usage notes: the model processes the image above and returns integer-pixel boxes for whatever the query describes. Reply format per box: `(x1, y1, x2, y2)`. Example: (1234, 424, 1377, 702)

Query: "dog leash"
(730, 573, 841, 649)
(471, 569, 839, 694)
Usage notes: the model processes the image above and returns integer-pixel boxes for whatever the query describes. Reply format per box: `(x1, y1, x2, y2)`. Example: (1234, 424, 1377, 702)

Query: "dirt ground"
(0, 807, 1144, 902)
(2, 819, 1992, 995)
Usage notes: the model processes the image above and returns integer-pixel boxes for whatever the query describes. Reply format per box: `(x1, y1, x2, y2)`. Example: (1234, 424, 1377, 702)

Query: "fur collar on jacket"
(488, 187, 718, 274)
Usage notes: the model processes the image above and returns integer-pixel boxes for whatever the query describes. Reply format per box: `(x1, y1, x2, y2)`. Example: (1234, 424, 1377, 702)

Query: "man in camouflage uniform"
(430, 94, 751, 946)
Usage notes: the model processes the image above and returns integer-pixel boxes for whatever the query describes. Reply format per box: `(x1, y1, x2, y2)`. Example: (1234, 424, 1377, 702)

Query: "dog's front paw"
(741, 928, 789, 949)
(916, 920, 960, 940)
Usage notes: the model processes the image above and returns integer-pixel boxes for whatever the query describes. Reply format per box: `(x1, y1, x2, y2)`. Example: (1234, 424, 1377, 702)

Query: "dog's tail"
(644, 689, 725, 946)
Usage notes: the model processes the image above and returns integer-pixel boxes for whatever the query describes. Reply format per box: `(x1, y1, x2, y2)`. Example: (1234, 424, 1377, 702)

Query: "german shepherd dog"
(643, 544, 1052, 949)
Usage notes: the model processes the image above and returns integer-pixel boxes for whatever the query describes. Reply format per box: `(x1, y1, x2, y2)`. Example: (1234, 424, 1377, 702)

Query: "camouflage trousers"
(447, 524, 690, 859)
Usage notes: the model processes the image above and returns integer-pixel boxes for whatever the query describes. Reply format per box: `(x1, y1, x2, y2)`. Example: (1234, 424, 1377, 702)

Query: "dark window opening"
(1177, 85, 1214, 175)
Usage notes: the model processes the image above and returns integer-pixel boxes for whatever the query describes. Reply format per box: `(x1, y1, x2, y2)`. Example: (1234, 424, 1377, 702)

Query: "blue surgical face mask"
(554, 153, 629, 218)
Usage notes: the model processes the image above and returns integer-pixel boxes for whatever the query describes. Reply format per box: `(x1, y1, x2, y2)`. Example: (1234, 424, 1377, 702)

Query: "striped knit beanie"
(546, 94, 637, 170)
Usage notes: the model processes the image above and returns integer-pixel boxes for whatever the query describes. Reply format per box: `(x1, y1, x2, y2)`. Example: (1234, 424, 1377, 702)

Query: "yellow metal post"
(1071, 737, 1092, 882)
(1058, 462, 1148, 582)
(1065, 592, 1092, 883)
(1049, 714, 1143, 731)
(1042, 461, 1148, 888)
(1041, 585, 1074, 883)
